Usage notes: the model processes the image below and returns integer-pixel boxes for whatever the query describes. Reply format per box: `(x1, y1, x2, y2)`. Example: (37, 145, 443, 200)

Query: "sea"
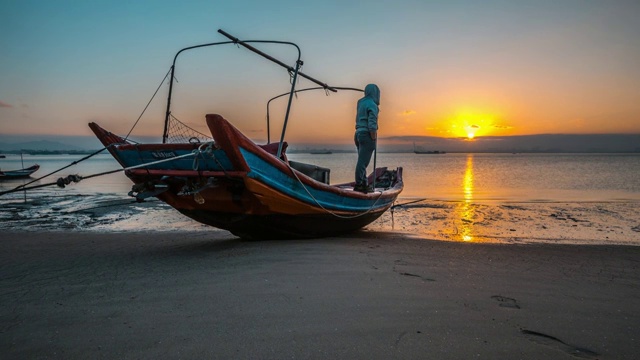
(1, 152, 639, 241)
(3, 152, 640, 201)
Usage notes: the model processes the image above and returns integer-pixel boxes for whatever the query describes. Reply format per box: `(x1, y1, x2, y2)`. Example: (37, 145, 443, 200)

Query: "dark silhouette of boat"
(413, 142, 446, 154)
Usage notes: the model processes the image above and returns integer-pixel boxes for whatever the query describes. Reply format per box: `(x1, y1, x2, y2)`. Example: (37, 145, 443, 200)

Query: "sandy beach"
(1, 229, 639, 359)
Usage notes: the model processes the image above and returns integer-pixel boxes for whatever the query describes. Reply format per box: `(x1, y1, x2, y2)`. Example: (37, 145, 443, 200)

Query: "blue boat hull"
(89, 115, 403, 239)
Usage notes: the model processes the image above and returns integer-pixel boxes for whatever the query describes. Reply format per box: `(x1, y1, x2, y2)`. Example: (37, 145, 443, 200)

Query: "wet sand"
(2, 194, 639, 246)
(1, 230, 640, 359)
(375, 200, 640, 246)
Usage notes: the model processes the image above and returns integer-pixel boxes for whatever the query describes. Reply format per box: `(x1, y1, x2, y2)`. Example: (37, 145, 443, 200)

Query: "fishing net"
(166, 115, 213, 144)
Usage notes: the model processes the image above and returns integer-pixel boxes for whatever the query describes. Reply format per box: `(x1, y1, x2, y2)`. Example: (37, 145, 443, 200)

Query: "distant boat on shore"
(309, 150, 332, 154)
(0, 164, 40, 179)
(0, 155, 6, 158)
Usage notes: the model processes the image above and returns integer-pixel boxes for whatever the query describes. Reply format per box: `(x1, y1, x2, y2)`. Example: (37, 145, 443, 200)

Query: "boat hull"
(0, 164, 40, 179)
(176, 209, 386, 239)
(89, 115, 403, 239)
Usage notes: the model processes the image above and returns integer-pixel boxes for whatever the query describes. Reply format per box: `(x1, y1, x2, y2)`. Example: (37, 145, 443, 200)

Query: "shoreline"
(1, 231, 639, 358)
(1, 194, 639, 246)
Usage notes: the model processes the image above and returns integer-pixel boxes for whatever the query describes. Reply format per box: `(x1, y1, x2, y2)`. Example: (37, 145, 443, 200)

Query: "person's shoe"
(353, 184, 369, 193)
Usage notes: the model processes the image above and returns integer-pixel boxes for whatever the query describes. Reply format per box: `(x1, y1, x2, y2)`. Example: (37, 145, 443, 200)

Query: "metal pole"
(276, 59, 303, 159)
(162, 65, 175, 143)
(162, 41, 235, 144)
(21, 151, 26, 203)
(372, 140, 377, 191)
(217, 29, 337, 92)
(265, 87, 364, 145)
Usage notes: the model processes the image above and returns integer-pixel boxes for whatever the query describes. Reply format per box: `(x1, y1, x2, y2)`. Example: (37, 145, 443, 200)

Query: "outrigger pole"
(217, 30, 337, 92)
(216, 29, 337, 159)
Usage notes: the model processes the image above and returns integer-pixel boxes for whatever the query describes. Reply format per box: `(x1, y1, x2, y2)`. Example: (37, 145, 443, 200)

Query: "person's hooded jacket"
(355, 84, 380, 134)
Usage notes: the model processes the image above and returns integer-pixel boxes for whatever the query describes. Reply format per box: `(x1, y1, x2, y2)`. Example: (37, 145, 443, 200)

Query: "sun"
(465, 124, 480, 140)
(428, 109, 512, 138)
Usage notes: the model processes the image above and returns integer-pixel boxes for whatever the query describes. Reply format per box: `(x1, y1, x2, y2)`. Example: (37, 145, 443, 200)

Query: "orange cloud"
(400, 110, 416, 116)
(0, 100, 13, 108)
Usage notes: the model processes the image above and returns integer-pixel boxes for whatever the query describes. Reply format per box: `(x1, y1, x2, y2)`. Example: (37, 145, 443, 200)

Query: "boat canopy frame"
(265, 86, 363, 144)
(163, 29, 338, 159)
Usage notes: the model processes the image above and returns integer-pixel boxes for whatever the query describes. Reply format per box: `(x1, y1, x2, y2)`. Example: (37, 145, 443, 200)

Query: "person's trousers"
(355, 131, 376, 186)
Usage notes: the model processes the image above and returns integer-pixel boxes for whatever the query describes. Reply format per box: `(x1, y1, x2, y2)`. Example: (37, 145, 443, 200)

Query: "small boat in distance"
(309, 150, 332, 154)
(89, 29, 403, 239)
(413, 142, 446, 154)
(0, 164, 40, 179)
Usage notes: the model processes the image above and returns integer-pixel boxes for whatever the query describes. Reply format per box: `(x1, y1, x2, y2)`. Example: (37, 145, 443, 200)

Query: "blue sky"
(1, 0, 639, 144)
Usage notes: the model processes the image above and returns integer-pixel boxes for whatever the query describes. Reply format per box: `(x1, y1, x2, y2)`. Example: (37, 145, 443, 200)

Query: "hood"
(364, 83, 380, 105)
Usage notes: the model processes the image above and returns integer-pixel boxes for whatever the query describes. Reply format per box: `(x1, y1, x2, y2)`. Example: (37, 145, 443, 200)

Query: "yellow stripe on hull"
(244, 177, 360, 216)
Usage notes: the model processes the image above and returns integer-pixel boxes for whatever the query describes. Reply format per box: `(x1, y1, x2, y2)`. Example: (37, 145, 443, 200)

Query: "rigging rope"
(0, 151, 198, 197)
(124, 67, 172, 141)
(6, 147, 110, 193)
(284, 162, 386, 219)
(3, 68, 174, 196)
(391, 198, 428, 209)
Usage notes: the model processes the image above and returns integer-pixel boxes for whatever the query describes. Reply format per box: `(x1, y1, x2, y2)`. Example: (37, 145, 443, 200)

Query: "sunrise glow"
(1, 2, 639, 145)
(422, 108, 515, 140)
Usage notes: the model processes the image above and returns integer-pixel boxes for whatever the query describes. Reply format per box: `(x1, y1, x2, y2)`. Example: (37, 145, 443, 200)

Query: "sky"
(1, 0, 640, 146)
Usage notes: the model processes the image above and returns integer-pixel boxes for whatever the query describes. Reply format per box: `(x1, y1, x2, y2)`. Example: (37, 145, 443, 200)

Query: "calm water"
(2, 152, 640, 202)
(289, 152, 640, 202)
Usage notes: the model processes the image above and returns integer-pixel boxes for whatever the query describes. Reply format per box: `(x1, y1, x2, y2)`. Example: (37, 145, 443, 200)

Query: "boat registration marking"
(151, 151, 177, 159)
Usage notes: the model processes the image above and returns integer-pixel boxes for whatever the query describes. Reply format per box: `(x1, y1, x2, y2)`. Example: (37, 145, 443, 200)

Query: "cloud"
(0, 100, 13, 108)
(399, 110, 416, 116)
(469, 124, 480, 129)
(493, 124, 513, 129)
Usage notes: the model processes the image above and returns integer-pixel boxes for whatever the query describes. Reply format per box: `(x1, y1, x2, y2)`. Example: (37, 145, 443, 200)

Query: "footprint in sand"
(522, 329, 600, 359)
(398, 272, 436, 282)
(491, 295, 520, 309)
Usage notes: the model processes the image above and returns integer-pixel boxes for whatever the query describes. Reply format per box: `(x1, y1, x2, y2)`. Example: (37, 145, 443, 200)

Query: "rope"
(124, 67, 172, 141)
(4, 68, 174, 196)
(0, 151, 198, 197)
(192, 141, 214, 171)
(391, 198, 428, 209)
(6, 147, 110, 193)
(284, 162, 386, 219)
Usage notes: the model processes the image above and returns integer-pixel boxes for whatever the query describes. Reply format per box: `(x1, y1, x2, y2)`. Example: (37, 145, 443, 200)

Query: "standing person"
(354, 83, 380, 193)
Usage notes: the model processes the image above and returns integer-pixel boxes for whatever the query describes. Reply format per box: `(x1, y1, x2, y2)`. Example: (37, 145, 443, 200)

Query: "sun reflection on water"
(459, 155, 475, 241)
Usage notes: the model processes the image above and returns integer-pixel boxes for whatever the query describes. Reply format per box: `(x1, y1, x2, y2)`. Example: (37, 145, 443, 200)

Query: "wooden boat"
(88, 30, 403, 239)
(0, 164, 40, 179)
